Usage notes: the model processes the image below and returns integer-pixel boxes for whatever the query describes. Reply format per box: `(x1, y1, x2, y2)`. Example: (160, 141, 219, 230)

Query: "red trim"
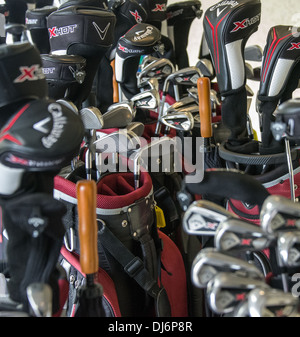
(60, 246, 122, 317)
(262, 28, 293, 83)
(205, 12, 230, 74)
(0, 103, 30, 145)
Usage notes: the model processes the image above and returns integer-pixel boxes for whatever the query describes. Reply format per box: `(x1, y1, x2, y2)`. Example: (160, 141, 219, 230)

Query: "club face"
(248, 287, 300, 317)
(138, 58, 174, 82)
(26, 283, 52, 317)
(183, 200, 233, 236)
(244, 44, 263, 62)
(167, 66, 202, 86)
(191, 248, 264, 288)
(206, 272, 268, 314)
(277, 231, 300, 267)
(126, 122, 145, 137)
(214, 218, 273, 252)
(56, 99, 79, 114)
(131, 89, 159, 110)
(196, 58, 214, 79)
(94, 129, 141, 154)
(160, 111, 194, 132)
(138, 77, 159, 92)
(260, 195, 300, 235)
(102, 105, 133, 129)
(80, 107, 104, 130)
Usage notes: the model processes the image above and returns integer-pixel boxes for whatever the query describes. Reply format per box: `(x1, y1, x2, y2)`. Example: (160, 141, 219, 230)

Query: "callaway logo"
(14, 65, 45, 83)
(288, 42, 300, 50)
(33, 117, 51, 134)
(118, 43, 144, 54)
(231, 14, 260, 33)
(92, 21, 111, 41)
(48, 24, 77, 38)
(216, 7, 228, 17)
(188, 214, 218, 231)
(133, 26, 154, 41)
(210, 0, 238, 11)
(152, 4, 166, 12)
(130, 10, 142, 23)
(41, 103, 68, 149)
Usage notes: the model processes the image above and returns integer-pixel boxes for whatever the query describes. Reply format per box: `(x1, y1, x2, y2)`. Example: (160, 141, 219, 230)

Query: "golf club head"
(233, 300, 250, 317)
(79, 106, 104, 130)
(191, 247, 265, 288)
(138, 55, 159, 71)
(102, 105, 133, 129)
(130, 89, 160, 110)
(206, 272, 269, 314)
(277, 231, 300, 267)
(138, 77, 159, 92)
(183, 200, 235, 236)
(26, 283, 53, 317)
(160, 111, 194, 132)
(214, 218, 274, 253)
(260, 195, 300, 236)
(137, 57, 175, 84)
(94, 129, 141, 154)
(244, 44, 263, 62)
(107, 100, 136, 119)
(196, 58, 215, 80)
(166, 96, 197, 112)
(125, 122, 145, 137)
(248, 287, 300, 317)
(56, 98, 78, 114)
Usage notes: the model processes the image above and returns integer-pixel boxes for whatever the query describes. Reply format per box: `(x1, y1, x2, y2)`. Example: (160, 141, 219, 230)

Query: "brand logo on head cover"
(130, 10, 142, 23)
(288, 42, 300, 50)
(152, 4, 166, 12)
(92, 22, 111, 41)
(48, 24, 77, 38)
(210, 0, 239, 11)
(216, 7, 227, 17)
(14, 65, 45, 83)
(133, 26, 154, 41)
(118, 43, 144, 54)
(230, 14, 261, 33)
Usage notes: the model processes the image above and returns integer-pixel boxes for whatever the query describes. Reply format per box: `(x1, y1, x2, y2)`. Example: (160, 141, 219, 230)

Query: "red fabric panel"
(60, 246, 122, 317)
(159, 230, 188, 317)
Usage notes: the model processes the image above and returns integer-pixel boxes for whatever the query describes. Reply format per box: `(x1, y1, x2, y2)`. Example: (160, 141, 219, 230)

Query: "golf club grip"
(111, 60, 119, 103)
(197, 77, 212, 138)
(76, 180, 99, 275)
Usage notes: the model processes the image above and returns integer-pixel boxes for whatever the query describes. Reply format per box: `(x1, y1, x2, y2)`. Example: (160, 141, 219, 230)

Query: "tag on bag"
(155, 205, 166, 228)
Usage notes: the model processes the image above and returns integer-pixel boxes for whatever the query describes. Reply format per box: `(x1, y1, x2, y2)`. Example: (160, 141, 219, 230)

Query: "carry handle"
(76, 180, 99, 275)
(197, 77, 212, 138)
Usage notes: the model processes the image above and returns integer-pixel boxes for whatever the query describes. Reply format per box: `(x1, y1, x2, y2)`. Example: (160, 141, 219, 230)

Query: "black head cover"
(258, 25, 300, 154)
(138, 0, 167, 25)
(115, 23, 162, 83)
(59, 0, 108, 9)
(47, 6, 116, 57)
(110, 0, 148, 47)
(166, 0, 202, 69)
(0, 99, 85, 172)
(259, 25, 300, 101)
(0, 42, 47, 109)
(203, 0, 261, 95)
(41, 54, 86, 100)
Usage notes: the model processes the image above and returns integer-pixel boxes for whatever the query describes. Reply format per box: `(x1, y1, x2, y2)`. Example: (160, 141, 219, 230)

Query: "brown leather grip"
(76, 180, 99, 275)
(111, 59, 119, 103)
(197, 77, 212, 138)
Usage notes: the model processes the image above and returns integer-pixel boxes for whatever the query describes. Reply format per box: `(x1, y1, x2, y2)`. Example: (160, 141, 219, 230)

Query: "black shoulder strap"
(97, 220, 172, 317)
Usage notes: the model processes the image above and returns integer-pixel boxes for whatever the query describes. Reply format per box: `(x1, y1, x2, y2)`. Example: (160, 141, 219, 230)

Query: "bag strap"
(97, 220, 172, 317)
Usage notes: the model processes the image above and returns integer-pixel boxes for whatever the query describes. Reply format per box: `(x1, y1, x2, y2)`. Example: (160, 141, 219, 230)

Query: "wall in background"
(165, 0, 300, 139)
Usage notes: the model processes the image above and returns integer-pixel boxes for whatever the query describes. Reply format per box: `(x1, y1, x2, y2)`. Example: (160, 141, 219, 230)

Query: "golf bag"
(96, 0, 148, 110)
(55, 167, 188, 317)
(25, 6, 58, 54)
(203, 0, 261, 151)
(258, 25, 300, 155)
